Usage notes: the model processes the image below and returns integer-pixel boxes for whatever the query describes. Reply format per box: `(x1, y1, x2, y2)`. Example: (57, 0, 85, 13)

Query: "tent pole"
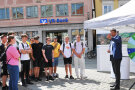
(84, 29, 86, 57)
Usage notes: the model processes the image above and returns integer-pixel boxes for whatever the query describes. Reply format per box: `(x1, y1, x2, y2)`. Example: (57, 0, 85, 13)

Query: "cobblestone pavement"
(17, 57, 135, 90)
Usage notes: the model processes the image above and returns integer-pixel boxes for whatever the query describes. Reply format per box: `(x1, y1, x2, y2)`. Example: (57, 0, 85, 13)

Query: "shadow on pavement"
(26, 78, 101, 90)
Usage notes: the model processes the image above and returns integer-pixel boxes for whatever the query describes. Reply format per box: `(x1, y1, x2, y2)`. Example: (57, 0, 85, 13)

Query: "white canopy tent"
(83, 0, 135, 75)
(84, 0, 135, 29)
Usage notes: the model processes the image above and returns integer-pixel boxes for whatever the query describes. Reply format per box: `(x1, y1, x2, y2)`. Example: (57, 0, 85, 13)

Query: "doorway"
(46, 31, 68, 44)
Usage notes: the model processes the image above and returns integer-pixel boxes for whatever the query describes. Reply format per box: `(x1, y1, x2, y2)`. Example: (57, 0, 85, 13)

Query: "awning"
(84, 0, 135, 29)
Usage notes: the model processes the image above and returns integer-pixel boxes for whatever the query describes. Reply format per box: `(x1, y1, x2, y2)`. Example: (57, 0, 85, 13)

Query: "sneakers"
(37, 78, 42, 81)
(46, 76, 49, 81)
(34, 78, 38, 82)
(65, 75, 68, 79)
(49, 76, 54, 81)
(26, 80, 33, 85)
(70, 76, 74, 79)
(2, 85, 8, 90)
(22, 80, 27, 87)
(53, 73, 59, 78)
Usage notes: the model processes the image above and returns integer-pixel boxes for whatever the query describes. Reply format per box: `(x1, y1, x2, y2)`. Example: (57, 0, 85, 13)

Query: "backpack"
(0, 45, 11, 64)
(74, 41, 83, 49)
(63, 43, 72, 52)
(21, 43, 29, 50)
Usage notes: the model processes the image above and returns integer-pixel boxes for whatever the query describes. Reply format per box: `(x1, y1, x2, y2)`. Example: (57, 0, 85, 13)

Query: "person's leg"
(114, 59, 122, 89)
(26, 60, 30, 79)
(74, 57, 79, 78)
(49, 67, 54, 80)
(65, 64, 68, 76)
(37, 59, 41, 79)
(69, 64, 72, 76)
(7, 65, 12, 90)
(26, 60, 32, 84)
(37, 67, 40, 77)
(11, 66, 19, 90)
(111, 60, 116, 75)
(21, 61, 25, 85)
(44, 68, 49, 81)
(54, 58, 58, 74)
(80, 56, 85, 78)
(49, 67, 52, 76)
(2, 75, 7, 87)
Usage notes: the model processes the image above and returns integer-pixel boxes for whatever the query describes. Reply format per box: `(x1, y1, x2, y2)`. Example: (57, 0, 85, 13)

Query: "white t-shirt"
(19, 42, 30, 61)
(60, 42, 72, 58)
(72, 41, 85, 57)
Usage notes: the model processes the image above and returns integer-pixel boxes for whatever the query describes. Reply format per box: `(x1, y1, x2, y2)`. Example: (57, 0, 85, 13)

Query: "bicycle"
(86, 49, 96, 59)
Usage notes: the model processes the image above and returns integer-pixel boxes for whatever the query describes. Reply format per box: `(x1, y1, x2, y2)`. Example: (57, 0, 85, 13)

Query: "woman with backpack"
(6, 35, 20, 90)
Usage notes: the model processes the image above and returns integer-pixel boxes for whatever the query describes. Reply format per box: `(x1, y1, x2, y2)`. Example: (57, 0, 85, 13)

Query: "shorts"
(33, 58, 42, 67)
(1, 65, 8, 77)
(52, 58, 59, 67)
(64, 57, 72, 65)
(44, 60, 53, 68)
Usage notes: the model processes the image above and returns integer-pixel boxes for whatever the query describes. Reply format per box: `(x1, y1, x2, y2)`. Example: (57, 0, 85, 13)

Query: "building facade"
(95, 0, 129, 17)
(0, 0, 93, 50)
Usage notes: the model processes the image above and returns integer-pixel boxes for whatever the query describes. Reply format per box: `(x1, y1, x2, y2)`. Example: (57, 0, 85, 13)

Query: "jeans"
(7, 64, 19, 90)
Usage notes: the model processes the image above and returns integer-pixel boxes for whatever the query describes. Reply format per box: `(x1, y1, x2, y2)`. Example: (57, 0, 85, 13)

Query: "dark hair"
(34, 36, 39, 40)
(8, 31, 15, 36)
(21, 34, 28, 38)
(1, 34, 7, 39)
(111, 28, 117, 33)
(8, 35, 14, 44)
(30, 37, 34, 40)
(46, 37, 50, 41)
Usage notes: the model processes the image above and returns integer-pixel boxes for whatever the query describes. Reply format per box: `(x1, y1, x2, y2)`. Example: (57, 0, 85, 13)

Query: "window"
(0, 8, 9, 20)
(103, 5, 112, 14)
(56, 4, 68, 16)
(72, 3, 84, 15)
(41, 5, 53, 17)
(12, 7, 23, 19)
(26, 6, 38, 18)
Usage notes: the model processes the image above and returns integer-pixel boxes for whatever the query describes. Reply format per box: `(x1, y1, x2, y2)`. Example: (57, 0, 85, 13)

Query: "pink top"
(6, 45, 20, 66)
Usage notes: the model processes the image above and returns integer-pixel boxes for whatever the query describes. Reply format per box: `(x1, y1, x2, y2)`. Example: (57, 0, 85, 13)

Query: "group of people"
(0, 31, 87, 90)
(0, 28, 122, 90)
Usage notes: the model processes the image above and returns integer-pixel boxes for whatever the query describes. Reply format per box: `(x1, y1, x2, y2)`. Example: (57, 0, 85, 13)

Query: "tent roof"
(84, 0, 135, 29)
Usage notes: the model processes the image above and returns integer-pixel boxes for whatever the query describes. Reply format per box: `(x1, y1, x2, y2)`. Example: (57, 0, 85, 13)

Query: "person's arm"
(111, 36, 121, 45)
(19, 44, 26, 54)
(72, 43, 80, 58)
(72, 49, 79, 58)
(25, 49, 32, 54)
(58, 44, 61, 57)
(25, 45, 32, 54)
(31, 49, 35, 61)
(52, 50, 54, 62)
(60, 44, 66, 58)
(42, 49, 48, 62)
(80, 48, 85, 56)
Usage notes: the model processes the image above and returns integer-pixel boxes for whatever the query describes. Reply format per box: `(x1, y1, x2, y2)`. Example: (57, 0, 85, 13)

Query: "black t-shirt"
(0, 44, 6, 64)
(42, 44, 54, 60)
(0, 44, 5, 56)
(32, 42, 43, 59)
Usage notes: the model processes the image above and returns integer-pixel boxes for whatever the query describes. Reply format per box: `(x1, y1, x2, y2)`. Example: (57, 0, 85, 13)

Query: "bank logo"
(40, 19, 48, 24)
(40, 18, 68, 25)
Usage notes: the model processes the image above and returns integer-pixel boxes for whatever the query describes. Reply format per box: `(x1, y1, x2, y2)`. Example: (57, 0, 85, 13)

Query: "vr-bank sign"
(40, 18, 68, 24)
